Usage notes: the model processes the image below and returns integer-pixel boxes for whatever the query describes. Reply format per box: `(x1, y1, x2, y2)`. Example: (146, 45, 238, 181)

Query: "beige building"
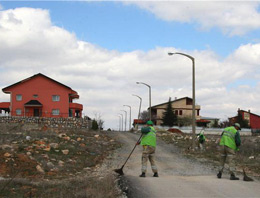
(150, 97, 201, 125)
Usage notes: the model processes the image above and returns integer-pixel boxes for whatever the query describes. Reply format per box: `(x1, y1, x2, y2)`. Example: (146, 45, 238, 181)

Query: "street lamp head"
(168, 52, 175, 56)
(136, 82, 140, 84)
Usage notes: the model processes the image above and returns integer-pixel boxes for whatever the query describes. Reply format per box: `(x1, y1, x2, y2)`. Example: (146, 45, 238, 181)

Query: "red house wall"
(250, 114, 260, 129)
(6, 75, 72, 117)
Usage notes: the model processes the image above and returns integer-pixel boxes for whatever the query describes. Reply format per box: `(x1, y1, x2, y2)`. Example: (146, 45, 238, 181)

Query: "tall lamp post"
(118, 114, 123, 132)
(136, 82, 151, 121)
(120, 110, 127, 131)
(117, 115, 121, 131)
(168, 52, 196, 149)
(123, 105, 132, 131)
(132, 94, 142, 120)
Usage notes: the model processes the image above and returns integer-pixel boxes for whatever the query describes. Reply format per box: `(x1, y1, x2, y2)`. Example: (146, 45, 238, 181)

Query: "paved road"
(111, 131, 260, 198)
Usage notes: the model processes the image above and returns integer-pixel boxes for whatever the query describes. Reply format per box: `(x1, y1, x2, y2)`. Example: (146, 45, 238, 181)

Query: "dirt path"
(109, 131, 260, 198)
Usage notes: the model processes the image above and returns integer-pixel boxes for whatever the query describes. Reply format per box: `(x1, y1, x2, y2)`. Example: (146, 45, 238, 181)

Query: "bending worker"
(137, 120, 158, 177)
(217, 123, 241, 180)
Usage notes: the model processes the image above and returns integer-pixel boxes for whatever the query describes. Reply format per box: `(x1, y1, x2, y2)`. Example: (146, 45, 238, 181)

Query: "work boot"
(230, 173, 239, 180)
(217, 171, 222, 179)
(139, 172, 146, 177)
(153, 172, 159, 177)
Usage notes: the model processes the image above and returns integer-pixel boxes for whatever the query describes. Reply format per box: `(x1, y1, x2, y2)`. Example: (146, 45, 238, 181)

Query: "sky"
(0, 1, 260, 130)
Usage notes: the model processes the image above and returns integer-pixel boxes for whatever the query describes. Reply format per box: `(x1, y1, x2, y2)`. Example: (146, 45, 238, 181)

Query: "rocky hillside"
(0, 123, 122, 198)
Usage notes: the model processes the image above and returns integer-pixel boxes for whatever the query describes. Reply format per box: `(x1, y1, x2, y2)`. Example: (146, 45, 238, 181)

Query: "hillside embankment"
(0, 123, 123, 198)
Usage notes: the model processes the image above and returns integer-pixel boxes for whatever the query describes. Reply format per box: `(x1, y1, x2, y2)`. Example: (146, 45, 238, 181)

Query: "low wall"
(0, 116, 91, 130)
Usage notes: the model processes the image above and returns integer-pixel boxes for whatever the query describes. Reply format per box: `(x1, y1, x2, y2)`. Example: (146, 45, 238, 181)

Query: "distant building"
(149, 97, 201, 126)
(0, 73, 83, 118)
(199, 117, 220, 128)
(229, 108, 260, 129)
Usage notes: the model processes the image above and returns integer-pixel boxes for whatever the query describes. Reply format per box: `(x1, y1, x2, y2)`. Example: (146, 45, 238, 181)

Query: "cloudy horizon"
(0, 1, 260, 130)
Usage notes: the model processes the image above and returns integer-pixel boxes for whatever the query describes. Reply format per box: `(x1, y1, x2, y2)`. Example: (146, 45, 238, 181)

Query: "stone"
(26, 136, 31, 140)
(4, 153, 11, 157)
(58, 160, 64, 167)
(50, 143, 59, 149)
(47, 162, 55, 169)
(62, 149, 69, 155)
(36, 165, 45, 173)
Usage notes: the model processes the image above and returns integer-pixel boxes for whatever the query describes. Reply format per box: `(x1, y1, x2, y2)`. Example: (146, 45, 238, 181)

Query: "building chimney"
(175, 97, 177, 100)
(248, 109, 250, 113)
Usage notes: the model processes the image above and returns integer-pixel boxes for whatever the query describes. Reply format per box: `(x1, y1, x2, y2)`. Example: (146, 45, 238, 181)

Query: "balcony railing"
(69, 103, 83, 110)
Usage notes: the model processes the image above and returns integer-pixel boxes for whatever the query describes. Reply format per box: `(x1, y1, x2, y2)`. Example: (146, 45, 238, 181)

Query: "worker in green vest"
(137, 120, 158, 177)
(217, 123, 241, 180)
(197, 129, 206, 150)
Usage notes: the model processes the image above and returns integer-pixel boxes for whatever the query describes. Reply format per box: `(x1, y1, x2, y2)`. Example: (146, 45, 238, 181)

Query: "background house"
(0, 73, 83, 118)
(229, 108, 260, 130)
(150, 97, 201, 125)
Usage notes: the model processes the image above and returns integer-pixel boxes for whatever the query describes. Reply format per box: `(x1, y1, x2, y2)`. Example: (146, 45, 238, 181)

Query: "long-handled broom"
(114, 134, 142, 175)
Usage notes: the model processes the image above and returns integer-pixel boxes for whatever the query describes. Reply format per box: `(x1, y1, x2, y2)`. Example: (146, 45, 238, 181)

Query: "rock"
(249, 156, 255, 159)
(58, 160, 64, 167)
(80, 143, 86, 147)
(77, 137, 81, 141)
(26, 136, 31, 140)
(94, 135, 99, 138)
(43, 145, 51, 151)
(63, 136, 70, 141)
(4, 153, 11, 157)
(62, 149, 69, 155)
(50, 143, 59, 149)
(36, 165, 45, 173)
(47, 162, 55, 169)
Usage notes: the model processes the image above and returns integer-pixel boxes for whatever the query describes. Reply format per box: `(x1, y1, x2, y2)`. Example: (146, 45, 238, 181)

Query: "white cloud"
(0, 7, 260, 129)
(125, 1, 260, 36)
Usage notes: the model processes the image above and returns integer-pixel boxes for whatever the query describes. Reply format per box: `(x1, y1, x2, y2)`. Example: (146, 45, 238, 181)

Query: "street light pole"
(118, 114, 123, 131)
(168, 52, 196, 149)
(136, 82, 151, 121)
(120, 110, 127, 132)
(117, 115, 121, 131)
(132, 94, 142, 120)
(123, 105, 132, 131)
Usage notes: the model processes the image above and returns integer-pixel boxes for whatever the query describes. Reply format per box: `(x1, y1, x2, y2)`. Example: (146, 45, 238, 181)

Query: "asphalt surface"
(110, 131, 260, 198)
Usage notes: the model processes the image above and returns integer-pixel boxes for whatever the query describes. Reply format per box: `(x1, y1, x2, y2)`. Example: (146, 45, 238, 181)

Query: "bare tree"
(93, 112, 105, 131)
(140, 110, 149, 122)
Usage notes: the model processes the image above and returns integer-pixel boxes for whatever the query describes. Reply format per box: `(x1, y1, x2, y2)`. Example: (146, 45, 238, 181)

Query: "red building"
(0, 73, 83, 118)
(229, 109, 260, 129)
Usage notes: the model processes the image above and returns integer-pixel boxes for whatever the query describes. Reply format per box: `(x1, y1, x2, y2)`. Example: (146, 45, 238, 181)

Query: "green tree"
(91, 119, 99, 131)
(161, 98, 177, 127)
(237, 112, 250, 128)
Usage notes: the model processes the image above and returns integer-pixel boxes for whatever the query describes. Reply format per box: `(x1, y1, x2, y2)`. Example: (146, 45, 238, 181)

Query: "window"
(179, 110, 183, 116)
(52, 109, 60, 115)
(16, 109, 22, 115)
(52, 95, 60, 101)
(175, 110, 178, 115)
(16, 94, 22, 101)
(33, 94, 38, 98)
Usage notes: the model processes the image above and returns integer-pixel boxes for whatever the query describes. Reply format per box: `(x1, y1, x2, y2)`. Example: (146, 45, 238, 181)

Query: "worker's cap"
(146, 120, 154, 125)
(234, 123, 241, 130)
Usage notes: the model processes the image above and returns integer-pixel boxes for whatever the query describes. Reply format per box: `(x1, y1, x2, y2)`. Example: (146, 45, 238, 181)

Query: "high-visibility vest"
(219, 126, 238, 150)
(141, 126, 156, 147)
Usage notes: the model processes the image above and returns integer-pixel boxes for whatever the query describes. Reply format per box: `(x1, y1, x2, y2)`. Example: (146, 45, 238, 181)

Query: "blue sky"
(0, 1, 260, 129)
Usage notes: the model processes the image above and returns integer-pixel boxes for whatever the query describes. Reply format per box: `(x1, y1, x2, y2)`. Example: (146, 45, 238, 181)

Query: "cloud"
(124, 1, 260, 36)
(0, 7, 260, 129)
